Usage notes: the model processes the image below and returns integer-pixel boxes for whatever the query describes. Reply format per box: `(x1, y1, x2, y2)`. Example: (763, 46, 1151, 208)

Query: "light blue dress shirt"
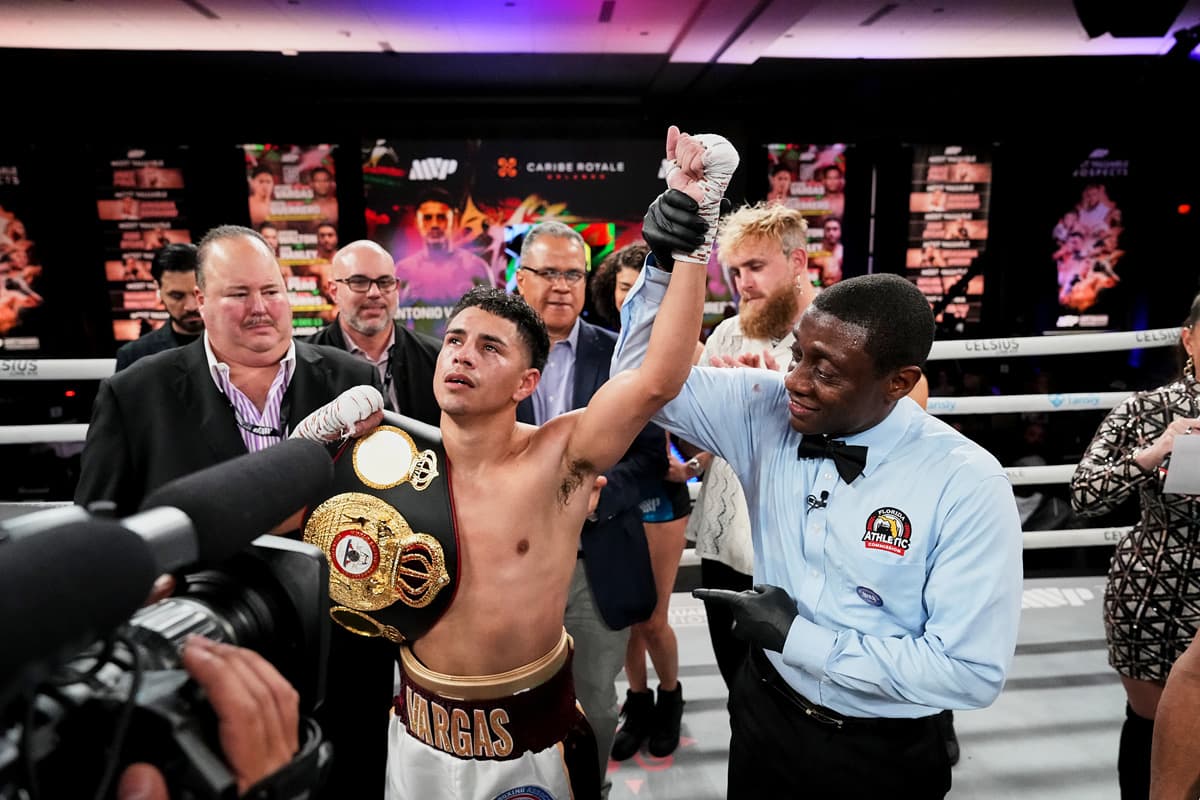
(531, 317, 581, 424)
(613, 265, 1023, 718)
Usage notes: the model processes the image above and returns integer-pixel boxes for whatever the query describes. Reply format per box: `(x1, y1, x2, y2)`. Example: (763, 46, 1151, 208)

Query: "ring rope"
(0, 424, 89, 444)
(0, 327, 1182, 383)
(0, 359, 116, 380)
(928, 392, 1130, 416)
(1, 327, 1174, 552)
(927, 327, 1180, 361)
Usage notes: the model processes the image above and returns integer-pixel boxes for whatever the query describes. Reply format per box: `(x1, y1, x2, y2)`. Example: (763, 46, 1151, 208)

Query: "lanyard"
(223, 375, 293, 439)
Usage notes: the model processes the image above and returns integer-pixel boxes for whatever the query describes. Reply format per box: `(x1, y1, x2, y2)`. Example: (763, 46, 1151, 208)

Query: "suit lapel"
(286, 342, 325, 430)
(177, 340, 247, 462)
(571, 322, 604, 410)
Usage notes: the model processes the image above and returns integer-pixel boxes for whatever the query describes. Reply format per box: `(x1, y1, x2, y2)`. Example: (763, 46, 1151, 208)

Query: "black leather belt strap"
(749, 647, 935, 732)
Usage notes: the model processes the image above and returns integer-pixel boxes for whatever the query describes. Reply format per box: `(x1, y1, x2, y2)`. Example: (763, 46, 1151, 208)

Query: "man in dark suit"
(308, 239, 442, 426)
(514, 221, 662, 795)
(75, 224, 387, 799)
(77, 225, 379, 514)
(114, 242, 205, 372)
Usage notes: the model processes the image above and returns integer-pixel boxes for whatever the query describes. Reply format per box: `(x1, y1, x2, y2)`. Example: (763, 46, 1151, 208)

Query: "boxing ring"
(1, 326, 1178, 548)
(0, 328, 1180, 799)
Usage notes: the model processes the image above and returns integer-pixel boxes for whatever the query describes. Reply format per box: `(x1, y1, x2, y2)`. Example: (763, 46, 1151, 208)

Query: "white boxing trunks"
(387, 629, 599, 800)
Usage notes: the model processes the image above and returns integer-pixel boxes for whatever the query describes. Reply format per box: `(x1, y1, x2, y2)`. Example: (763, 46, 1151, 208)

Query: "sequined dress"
(1070, 378, 1200, 681)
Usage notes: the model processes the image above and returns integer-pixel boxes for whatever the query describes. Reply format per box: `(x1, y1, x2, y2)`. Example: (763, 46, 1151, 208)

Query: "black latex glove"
(693, 584, 798, 654)
(642, 189, 707, 271)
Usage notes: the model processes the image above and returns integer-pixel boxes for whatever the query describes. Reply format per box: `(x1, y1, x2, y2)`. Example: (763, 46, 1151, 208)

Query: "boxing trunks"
(387, 629, 600, 800)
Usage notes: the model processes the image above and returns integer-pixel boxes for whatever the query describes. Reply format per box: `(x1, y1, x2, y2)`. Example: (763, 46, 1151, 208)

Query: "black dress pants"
(699, 557, 752, 689)
(727, 648, 952, 800)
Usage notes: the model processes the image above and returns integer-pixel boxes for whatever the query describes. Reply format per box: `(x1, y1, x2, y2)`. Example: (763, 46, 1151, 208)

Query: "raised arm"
(567, 127, 737, 476)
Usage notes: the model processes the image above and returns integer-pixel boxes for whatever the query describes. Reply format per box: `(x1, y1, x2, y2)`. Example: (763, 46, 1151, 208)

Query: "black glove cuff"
(242, 717, 332, 800)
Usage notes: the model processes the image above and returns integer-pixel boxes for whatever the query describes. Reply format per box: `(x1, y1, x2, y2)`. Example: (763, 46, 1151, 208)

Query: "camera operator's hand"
(117, 636, 300, 800)
(143, 573, 176, 606)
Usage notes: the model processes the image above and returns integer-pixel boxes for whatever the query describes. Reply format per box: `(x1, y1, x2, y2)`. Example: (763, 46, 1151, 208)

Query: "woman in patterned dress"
(1071, 294, 1200, 799)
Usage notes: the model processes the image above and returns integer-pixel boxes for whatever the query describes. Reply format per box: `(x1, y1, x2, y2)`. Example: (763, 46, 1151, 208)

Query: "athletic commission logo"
(492, 788, 555, 800)
(862, 507, 912, 556)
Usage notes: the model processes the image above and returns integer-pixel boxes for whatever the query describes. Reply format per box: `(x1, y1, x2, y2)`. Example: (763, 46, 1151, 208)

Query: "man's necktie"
(796, 435, 868, 484)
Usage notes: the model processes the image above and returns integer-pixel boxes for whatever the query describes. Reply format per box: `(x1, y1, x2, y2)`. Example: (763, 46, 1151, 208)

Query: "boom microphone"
(0, 518, 157, 690)
(132, 438, 335, 570)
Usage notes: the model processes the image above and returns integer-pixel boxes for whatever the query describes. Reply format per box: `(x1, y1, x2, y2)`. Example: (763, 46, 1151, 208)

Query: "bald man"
(309, 239, 442, 425)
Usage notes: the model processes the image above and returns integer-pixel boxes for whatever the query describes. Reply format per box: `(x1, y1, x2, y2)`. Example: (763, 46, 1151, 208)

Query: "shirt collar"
(837, 396, 920, 479)
(342, 321, 395, 363)
(204, 332, 297, 386)
(552, 317, 582, 354)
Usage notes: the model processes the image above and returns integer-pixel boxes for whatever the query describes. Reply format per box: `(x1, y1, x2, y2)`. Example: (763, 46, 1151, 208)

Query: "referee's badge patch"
(856, 586, 884, 607)
(492, 788, 555, 800)
(862, 507, 912, 556)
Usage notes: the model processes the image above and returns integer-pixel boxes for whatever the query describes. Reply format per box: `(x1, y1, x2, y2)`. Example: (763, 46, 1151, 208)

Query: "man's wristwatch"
(685, 457, 703, 477)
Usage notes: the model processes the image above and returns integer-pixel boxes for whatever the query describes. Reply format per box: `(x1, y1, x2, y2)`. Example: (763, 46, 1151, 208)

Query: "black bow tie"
(796, 435, 868, 484)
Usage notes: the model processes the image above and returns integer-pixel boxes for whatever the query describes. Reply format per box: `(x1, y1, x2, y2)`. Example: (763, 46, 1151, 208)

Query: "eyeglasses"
(520, 266, 586, 286)
(335, 275, 398, 293)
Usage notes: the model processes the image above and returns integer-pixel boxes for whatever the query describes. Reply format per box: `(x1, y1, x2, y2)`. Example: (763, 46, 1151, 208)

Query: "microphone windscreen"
(138, 439, 334, 564)
(0, 518, 157, 683)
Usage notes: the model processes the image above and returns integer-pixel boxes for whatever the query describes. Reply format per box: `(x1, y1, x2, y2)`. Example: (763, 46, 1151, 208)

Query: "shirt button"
(823, 473, 832, 480)
(810, 569, 819, 578)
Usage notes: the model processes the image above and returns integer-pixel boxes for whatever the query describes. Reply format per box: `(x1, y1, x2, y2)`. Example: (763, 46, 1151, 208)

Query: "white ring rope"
(927, 391, 1131, 416)
(1005, 463, 1077, 485)
(0, 359, 116, 380)
(927, 327, 1180, 360)
(0, 424, 89, 444)
(0, 327, 1182, 384)
(1, 326, 1175, 551)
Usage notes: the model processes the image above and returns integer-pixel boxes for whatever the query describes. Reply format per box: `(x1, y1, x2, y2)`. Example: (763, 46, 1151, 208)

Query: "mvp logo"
(409, 158, 459, 181)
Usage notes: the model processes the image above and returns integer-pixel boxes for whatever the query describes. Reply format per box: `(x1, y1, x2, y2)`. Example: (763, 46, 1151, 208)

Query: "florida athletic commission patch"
(862, 507, 912, 556)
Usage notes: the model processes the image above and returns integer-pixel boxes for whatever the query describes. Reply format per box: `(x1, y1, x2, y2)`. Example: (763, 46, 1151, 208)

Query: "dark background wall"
(3, 48, 1198, 357)
(1, 48, 1198, 519)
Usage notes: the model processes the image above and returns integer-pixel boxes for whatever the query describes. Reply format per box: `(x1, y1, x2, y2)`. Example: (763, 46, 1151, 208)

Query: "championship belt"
(303, 412, 458, 643)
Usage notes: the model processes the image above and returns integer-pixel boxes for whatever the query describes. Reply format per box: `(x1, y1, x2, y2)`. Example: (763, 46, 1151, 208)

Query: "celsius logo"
(409, 158, 458, 181)
(497, 157, 517, 178)
(1089, 148, 1110, 159)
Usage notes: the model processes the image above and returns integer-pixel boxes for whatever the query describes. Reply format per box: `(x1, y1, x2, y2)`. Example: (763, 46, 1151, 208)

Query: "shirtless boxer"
(381, 126, 736, 799)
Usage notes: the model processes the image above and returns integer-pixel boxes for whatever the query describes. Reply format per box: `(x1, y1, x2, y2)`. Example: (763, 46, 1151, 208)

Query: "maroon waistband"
(393, 649, 579, 760)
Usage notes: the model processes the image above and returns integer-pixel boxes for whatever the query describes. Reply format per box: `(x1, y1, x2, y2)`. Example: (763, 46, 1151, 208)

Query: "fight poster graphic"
(1052, 148, 1128, 329)
(362, 138, 736, 338)
(241, 143, 340, 336)
(905, 145, 993, 327)
(0, 158, 46, 351)
(764, 143, 847, 287)
(95, 146, 192, 344)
